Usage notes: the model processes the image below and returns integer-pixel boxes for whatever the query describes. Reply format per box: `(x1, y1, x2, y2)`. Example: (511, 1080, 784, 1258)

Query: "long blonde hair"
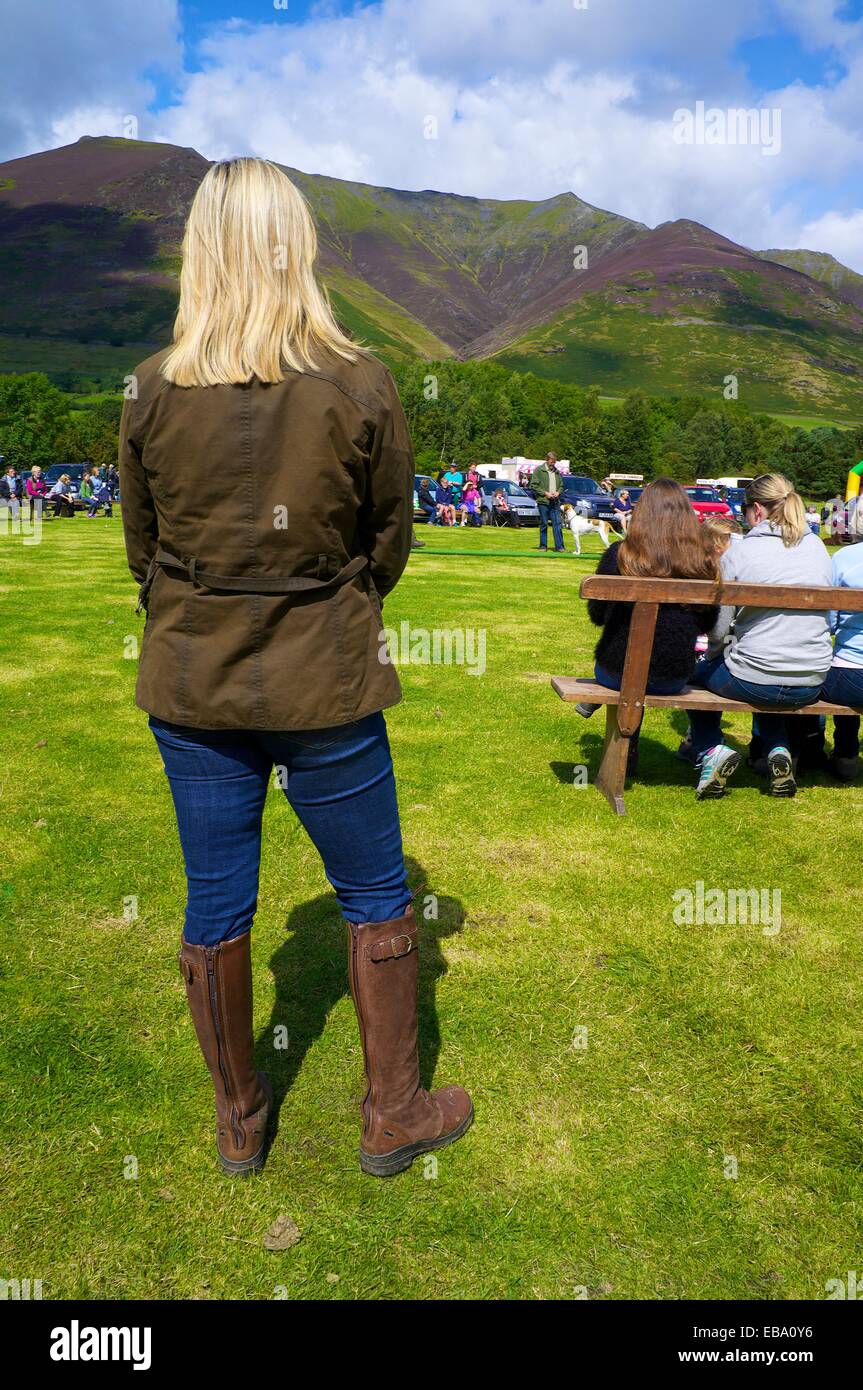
(161, 158, 357, 387)
(745, 473, 807, 547)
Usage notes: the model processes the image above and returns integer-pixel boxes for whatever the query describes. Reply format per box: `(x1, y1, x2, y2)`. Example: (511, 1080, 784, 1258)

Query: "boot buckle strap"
(369, 932, 416, 963)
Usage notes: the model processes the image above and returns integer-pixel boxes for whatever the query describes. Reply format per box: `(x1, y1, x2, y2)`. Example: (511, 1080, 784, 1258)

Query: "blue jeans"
(822, 666, 863, 757)
(537, 499, 564, 550)
(419, 501, 437, 524)
(149, 711, 410, 946)
(594, 663, 688, 697)
(688, 655, 823, 759)
(594, 663, 687, 737)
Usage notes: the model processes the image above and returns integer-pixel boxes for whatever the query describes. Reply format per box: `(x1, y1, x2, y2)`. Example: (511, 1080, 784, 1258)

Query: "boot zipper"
(206, 946, 244, 1151)
(350, 925, 373, 1133)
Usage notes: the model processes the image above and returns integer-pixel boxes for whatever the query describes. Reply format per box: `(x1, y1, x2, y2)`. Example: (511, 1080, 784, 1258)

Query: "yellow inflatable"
(832, 460, 863, 541)
(846, 460, 863, 502)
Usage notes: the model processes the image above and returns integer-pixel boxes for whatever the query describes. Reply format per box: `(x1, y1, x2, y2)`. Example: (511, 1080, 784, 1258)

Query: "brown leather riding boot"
(347, 905, 473, 1176)
(179, 932, 272, 1176)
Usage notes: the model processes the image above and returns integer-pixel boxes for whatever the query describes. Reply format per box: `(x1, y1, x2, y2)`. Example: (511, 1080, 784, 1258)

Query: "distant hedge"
(1, 362, 861, 498)
(392, 359, 863, 497)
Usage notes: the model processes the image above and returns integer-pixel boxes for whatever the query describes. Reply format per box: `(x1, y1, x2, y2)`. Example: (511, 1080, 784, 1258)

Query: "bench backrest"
(578, 573, 863, 737)
(580, 575, 863, 611)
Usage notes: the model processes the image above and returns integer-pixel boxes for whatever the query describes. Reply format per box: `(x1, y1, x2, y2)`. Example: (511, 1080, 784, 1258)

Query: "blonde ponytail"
(745, 473, 808, 547)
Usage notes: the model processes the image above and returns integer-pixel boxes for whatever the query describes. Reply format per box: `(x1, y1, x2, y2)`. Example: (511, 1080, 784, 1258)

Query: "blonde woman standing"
(119, 159, 472, 1178)
(689, 474, 833, 800)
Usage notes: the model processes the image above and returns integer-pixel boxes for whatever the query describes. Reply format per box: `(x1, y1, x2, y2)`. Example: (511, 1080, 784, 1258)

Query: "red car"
(684, 486, 733, 522)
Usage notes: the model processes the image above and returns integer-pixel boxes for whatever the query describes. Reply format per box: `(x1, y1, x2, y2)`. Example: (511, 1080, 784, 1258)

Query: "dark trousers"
(537, 498, 564, 550)
(823, 666, 863, 758)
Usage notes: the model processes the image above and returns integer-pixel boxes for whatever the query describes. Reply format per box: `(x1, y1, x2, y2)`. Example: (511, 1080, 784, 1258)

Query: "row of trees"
(1, 363, 861, 500)
(392, 360, 863, 499)
(0, 373, 123, 472)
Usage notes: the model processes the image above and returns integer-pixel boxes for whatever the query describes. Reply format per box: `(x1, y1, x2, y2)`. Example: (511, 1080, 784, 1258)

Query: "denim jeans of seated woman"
(687, 654, 823, 761)
(822, 666, 863, 758)
(149, 711, 411, 947)
(593, 662, 688, 738)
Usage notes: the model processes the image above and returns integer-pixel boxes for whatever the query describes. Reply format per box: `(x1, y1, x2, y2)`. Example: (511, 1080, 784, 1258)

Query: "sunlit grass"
(1, 515, 862, 1300)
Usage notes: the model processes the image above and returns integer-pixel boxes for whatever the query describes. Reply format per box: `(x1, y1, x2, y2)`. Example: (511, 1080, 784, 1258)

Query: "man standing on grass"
(531, 452, 566, 552)
(442, 462, 464, 504)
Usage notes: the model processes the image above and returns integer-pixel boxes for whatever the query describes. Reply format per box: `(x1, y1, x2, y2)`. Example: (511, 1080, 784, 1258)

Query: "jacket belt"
(136, 549, 368, 613)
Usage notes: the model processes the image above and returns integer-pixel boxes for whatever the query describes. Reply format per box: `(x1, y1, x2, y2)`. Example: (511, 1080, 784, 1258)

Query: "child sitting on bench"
(577, 477, 719, 778)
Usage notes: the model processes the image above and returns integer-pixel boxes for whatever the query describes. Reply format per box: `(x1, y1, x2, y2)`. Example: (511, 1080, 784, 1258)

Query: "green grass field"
(2, 516, 862, 1301)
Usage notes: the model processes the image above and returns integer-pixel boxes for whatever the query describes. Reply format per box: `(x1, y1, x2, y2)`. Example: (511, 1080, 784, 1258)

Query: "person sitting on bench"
(434, 476, 456, 526)
(687, 473, 833, 801)
(821, 503, 863, 781)
(576, 477, 719, 778)
(417, 477, 438, 525)
(460, 482, 482, 527)
(48, 474, 76, 518)
(678, 516, 743, 758)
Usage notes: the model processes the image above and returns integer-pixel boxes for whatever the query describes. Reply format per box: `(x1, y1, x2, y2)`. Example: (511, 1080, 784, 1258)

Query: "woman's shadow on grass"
(256, 856, 466, 1137)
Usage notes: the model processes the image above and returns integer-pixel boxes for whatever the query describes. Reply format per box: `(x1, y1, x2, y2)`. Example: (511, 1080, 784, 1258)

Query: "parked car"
(718, 486, 747, 520)
(43, 463, 89, 511)
(683, 486, 734, 522)
(478, 478, 539, 526)
(560, 474, 620, 523)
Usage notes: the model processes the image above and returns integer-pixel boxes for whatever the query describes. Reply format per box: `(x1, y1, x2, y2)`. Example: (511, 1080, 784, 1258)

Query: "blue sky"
(2, 0, 863, 269)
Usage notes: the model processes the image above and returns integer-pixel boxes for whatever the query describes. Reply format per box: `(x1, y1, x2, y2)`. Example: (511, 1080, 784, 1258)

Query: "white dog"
(561, 502, 613, 555)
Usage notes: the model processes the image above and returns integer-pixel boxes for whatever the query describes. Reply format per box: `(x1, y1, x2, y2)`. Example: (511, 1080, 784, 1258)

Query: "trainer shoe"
(695, 744, 741, 800)
(575, 702, 600, 718)
(767, 746, 796, 797)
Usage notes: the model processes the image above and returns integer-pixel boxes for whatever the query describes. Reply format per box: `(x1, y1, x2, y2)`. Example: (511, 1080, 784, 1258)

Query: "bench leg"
(595, 704, 628, 815)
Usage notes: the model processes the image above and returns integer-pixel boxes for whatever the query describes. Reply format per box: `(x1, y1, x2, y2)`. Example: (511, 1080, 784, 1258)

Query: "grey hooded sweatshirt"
(708, 520, 833, 685)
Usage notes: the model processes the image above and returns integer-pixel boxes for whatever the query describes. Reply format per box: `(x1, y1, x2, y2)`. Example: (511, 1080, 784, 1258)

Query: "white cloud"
(1, 0, 862, 271)
(0, 0, 181, 159)
(147, 5, 863, 259)
(797, 209, 863, 273)
(774, 0, 863, 53)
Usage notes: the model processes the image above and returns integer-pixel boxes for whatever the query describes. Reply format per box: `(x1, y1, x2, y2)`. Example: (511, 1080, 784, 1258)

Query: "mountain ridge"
(0, 136, 860, 419)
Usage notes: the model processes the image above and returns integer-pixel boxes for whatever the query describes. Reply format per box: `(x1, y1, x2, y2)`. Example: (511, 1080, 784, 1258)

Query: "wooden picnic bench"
(552, 574, 863, 814)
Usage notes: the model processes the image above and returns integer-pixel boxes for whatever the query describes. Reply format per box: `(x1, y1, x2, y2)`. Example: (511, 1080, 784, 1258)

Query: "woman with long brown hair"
(119, 158, 471, 1178)
(577, 477, 719, 778)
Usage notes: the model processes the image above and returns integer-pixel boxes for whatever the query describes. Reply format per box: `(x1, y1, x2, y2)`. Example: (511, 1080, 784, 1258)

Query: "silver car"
(478, 478, 539, 526)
